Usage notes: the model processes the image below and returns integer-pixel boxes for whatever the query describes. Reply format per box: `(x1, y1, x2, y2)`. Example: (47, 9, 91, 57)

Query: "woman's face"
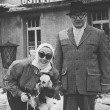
(38, 46, 53, 64)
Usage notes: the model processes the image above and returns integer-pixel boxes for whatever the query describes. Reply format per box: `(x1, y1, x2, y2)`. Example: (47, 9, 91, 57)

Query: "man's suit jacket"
(54, 25, 110, 95)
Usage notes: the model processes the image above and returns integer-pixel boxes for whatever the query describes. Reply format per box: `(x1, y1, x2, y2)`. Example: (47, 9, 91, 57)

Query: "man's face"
(70, 12, 87, 28)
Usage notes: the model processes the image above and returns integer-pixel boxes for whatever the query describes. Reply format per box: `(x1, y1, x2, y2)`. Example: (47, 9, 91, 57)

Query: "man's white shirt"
(72, 22, 86, 46)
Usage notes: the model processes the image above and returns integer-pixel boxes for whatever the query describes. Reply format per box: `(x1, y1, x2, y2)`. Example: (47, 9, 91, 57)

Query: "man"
(54, 1, 110, 110)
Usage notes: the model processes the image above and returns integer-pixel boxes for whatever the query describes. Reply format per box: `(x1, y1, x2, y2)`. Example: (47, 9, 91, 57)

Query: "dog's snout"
(53, 102, 56, 104)
(39, 81, 46, 85)
(42, 81, 46, 84)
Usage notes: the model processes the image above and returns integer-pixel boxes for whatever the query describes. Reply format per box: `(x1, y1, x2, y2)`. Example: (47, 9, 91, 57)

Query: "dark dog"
(37, 87, 58, 110)
(38, 87, 55, 104)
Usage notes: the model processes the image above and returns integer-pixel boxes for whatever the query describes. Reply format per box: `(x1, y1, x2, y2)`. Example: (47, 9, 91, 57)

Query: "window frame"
(90, 8, 109, 35)
(26, 17, 41, 56)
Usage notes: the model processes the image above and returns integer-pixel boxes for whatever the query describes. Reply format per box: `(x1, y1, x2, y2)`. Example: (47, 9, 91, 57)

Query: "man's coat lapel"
(67, 25, 92, 47)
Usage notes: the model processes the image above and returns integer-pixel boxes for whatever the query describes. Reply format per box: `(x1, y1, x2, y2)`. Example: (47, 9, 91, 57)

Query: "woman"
(4, 43, 60, 110)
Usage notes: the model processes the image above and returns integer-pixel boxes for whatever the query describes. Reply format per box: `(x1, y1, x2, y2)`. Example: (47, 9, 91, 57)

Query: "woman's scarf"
(32, 43, 54, 73)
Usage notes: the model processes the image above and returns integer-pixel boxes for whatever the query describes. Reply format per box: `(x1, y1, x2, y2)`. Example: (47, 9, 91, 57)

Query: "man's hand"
(101, 85, 110, 93)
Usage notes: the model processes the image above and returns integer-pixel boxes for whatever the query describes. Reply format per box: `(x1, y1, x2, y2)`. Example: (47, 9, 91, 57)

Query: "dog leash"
(26, 92, 40, 110)
(26, 101, 36, 110)
(26, 102, 29, 110)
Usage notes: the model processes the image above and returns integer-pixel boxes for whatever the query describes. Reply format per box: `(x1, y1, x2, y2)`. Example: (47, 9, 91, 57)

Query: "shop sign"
(21, 0, 52, 5)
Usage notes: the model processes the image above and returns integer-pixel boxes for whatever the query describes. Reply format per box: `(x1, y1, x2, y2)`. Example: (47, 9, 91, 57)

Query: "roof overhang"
(0, 7, 9, 12)
(0, 0, 110, 15)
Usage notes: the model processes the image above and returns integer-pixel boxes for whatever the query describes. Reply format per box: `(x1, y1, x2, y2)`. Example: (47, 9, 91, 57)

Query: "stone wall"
(2, 0, 21, 5)
(41, 8, 71, 48)
(0, 15, 24, 86)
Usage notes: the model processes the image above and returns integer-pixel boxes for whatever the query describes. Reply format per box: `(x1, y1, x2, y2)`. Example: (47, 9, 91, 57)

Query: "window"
(91, 9, 109, 35)
(27, 17, 41, 55)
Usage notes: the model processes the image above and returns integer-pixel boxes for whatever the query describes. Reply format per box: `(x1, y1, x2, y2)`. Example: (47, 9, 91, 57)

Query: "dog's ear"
(54, 90, 61, 100)
(38, 87, 55, 103)
(38, 87, 48, 103)
(48, 80, 53, 88)
(39, 93, 46, 103)
(38, 79, 41, 83)
(44, 89, 54, 98)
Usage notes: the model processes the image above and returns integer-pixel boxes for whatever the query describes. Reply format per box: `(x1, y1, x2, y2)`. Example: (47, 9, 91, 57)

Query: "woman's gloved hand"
(21, 92, 29, 102)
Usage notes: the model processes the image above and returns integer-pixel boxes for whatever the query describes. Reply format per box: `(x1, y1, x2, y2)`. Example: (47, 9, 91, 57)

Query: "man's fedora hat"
(67, 1, 87, 15)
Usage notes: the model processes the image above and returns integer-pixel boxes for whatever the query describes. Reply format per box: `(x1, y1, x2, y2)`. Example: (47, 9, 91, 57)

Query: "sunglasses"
(38, 51, 52, 60)
(70, 13, 86, 19)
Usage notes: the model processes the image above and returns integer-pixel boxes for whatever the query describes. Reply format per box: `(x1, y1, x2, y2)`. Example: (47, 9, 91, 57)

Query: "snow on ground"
(51, 94, 110, 110)
(0, 90, 110, 110)
(0, 88, 10, 110)
(95, 94, 110, 110)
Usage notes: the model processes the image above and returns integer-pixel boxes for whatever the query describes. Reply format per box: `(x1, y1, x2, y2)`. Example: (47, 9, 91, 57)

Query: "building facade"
(0, 0, 110, 85)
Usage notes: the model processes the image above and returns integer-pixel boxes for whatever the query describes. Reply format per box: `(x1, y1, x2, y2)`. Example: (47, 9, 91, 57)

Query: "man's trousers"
(63, 92, 96, 110)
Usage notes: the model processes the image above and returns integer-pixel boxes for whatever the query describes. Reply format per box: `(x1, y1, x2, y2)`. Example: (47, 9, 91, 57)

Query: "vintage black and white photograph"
(0, 0, 110, 110)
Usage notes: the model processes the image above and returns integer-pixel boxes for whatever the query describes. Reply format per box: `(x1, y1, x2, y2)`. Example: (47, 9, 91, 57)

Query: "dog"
(37, 87, 57, 110)
(28, 74, 60, 110)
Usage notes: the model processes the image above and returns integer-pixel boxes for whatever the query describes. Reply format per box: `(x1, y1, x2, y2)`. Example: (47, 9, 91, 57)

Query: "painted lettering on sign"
(21, 0, 58, 4)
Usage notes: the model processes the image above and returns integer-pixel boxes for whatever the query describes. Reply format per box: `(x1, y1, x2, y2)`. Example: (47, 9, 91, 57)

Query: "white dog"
(37, 74, 53, 89)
